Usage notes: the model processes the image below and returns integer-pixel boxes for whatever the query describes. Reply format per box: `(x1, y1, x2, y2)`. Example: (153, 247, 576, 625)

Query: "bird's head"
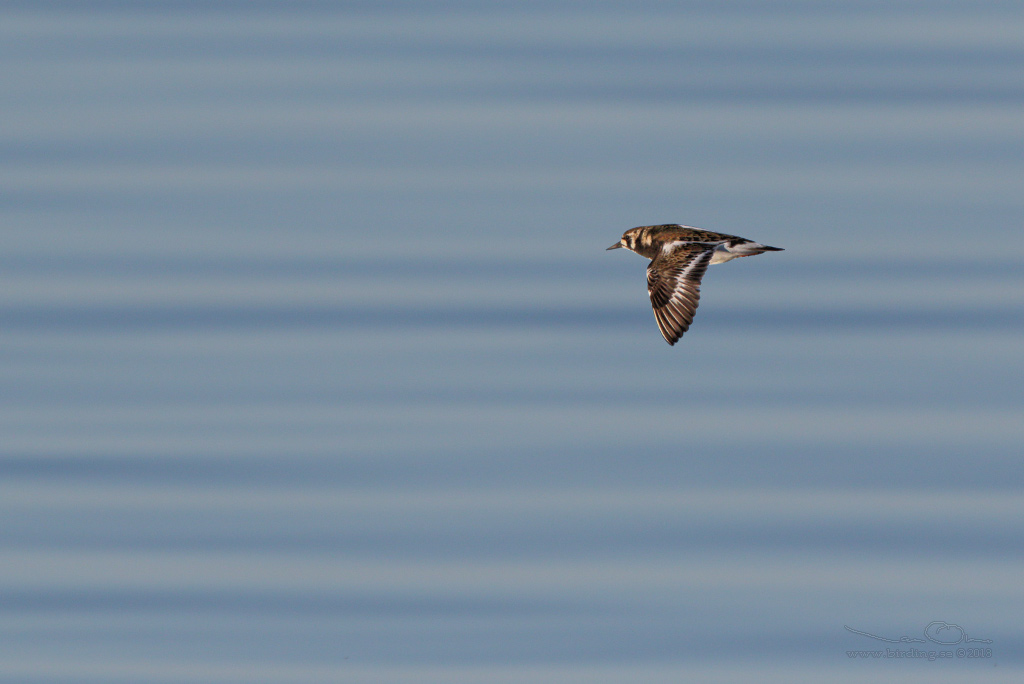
(607, 228, 640, 252)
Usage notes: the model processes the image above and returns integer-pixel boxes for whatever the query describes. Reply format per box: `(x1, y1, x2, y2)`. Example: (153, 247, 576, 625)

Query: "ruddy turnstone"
(607, 224, 783, 345)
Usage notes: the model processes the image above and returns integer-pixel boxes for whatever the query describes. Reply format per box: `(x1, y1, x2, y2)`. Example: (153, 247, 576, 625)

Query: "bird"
(607, 224, 783, 345)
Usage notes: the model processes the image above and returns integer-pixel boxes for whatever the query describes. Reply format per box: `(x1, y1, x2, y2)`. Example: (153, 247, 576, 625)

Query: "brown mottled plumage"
(607, 224, 783, 345)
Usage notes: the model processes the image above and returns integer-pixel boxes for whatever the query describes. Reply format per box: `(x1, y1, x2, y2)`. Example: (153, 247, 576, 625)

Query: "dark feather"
(646, 243, 715, 345)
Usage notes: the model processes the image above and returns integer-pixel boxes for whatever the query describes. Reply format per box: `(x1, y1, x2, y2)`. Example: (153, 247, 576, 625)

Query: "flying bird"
(607, 224, 783, 345)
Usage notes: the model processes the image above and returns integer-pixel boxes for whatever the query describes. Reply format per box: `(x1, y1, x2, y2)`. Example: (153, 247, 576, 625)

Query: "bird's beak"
(606, 242, 623, 250)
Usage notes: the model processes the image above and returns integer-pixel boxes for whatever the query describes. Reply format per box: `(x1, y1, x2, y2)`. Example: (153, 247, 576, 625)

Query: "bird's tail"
(728, 241, 784, 257)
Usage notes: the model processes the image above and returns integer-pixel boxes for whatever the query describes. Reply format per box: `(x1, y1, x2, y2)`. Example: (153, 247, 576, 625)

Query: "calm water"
(2, 2, 1023, 682)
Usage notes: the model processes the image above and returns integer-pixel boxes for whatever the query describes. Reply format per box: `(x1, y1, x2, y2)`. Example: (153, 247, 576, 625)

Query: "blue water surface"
(1, 2, 1022, 682)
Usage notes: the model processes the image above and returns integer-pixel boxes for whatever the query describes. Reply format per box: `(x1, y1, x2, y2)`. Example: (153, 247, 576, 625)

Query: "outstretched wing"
(646, 242, 716, 345)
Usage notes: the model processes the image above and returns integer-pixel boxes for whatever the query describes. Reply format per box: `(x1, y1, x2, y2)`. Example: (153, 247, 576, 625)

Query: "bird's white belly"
(709, 245, 739, 265)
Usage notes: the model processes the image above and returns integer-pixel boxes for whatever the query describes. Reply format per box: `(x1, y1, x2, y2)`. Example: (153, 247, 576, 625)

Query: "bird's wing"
(646, 242, 716, 345)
